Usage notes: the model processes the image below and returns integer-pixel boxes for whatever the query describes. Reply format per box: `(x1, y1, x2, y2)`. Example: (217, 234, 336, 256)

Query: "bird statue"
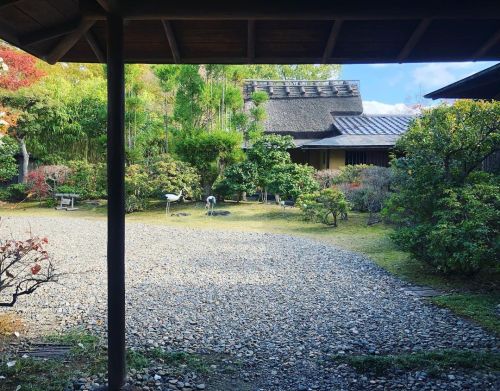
(164, 190, 182, 215)
(206, 195, 216, 216)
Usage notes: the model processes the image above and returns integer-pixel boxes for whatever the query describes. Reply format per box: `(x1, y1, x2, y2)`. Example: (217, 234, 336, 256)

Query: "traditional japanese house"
(244, 80, 415, 169)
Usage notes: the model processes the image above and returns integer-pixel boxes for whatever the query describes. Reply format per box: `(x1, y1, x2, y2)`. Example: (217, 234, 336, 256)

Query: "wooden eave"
(0, 0, 499, 65)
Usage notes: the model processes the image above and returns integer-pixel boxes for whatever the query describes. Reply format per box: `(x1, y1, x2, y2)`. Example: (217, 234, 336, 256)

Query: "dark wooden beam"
(322, 19, 343, 64)
(247, 19, 255, 63)
(46, 19, 95, 64)
(0, 0, 21, 10)
(106, 9, 126, 391)
(0, 23, 19, 46)
(397, 18, 431, 62)
(20, 19, 81, 46)
(161, 20, 180, 63)
(81, 0, 500, 20)
(95, 0, 110, 12)
(474, 28, 500, 58)
(85, 29, 105, 62)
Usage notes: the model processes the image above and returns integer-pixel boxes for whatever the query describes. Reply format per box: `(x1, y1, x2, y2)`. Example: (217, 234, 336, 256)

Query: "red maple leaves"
(31, 264, 41, 275)
(0, 46, 45, 91)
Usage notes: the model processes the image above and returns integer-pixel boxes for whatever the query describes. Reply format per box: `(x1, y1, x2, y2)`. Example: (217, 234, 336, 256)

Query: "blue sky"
(340, 61, 498, 114)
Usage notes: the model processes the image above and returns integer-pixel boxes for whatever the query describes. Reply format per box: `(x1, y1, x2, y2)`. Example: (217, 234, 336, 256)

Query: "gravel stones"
(1, 216, 498, 390)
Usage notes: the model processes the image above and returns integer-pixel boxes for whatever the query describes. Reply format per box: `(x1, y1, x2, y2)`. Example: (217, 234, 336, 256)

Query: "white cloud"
(411, 62, 484, 91)
(363, 100, 420, 115)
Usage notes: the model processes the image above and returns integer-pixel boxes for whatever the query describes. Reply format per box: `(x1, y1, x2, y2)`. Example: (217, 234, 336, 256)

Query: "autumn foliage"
(0, 46, 45, 91)
(0, 232, 56, 307)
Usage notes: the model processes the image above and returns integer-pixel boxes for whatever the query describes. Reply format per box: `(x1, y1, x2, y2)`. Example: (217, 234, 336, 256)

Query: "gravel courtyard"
(1, 216, 498, 390)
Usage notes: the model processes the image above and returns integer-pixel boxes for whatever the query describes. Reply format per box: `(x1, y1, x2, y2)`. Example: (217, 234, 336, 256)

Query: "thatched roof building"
(244, 80, 362, 139)
(244, 80, 415, 168)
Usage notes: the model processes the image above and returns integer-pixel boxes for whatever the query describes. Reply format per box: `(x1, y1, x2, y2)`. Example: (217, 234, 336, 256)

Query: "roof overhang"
(424, 63, 500, 100)
(0, 0, 499, 64)
(301, 134, 400, 149)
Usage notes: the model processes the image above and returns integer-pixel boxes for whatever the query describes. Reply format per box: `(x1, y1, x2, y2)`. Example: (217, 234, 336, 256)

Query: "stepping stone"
(403, 287, 441, 297)
(18, 343, 71, 359)
(207, 210, 231, 216)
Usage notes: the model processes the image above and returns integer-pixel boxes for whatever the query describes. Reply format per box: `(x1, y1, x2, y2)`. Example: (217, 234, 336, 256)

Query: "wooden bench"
(54, 193, 79, 211)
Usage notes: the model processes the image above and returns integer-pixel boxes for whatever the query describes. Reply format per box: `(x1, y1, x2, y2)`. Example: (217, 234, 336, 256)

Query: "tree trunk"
(18, 137, 29, 184)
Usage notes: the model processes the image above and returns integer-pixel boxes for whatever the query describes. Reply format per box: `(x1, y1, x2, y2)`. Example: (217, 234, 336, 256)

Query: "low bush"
(125, 155, 201, 213)
(0, 135, 18, 183)
(331, 164, 371, 185)
(318, 165, 393, 220)
(26, 165, 71, 201)
(268, 163, 318, 202)
(1, 183, 28, 202)
(297, 188, 349, 227)
(66, 161, 106, 199)
(315, 169, 339, 189)
(214, 161, 258, 201)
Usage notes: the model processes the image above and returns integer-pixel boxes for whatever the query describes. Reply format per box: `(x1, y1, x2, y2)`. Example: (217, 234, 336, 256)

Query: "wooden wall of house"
(329, 150, 345, 169)
(290, 149, 390, 170)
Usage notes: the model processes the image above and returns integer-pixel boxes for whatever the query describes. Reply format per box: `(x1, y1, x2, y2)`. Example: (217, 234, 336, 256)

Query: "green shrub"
(3, 183, 28, 202)
(125, 164, 152, 213)
(268, 163, 318, 201)
(214, 161, 258, 201)
(55, 184, 79, 194)
(297, 188, 349, 227)
(125, 194, 148, 214)
(384, 100, 500, 274)
(149, 155, 201, 200)
(0, 135, 18, 183)
(331, 164, 371, 185)
(124, 155, 201, 213)
(44, 197, 58, 208)
(66, 161, 106, 199)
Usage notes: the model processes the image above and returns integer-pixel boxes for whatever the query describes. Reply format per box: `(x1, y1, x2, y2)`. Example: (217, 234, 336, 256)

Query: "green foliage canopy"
(384, 100, 500, 274)
(268, 163, 318, 200)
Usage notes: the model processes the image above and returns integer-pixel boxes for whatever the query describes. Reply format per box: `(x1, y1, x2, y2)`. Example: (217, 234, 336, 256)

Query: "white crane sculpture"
(206, 195, 216, 216)
(164, 190, 182, 215)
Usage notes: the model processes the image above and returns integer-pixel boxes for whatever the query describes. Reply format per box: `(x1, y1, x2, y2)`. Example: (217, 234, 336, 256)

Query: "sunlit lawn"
(1, 199, 498, 334)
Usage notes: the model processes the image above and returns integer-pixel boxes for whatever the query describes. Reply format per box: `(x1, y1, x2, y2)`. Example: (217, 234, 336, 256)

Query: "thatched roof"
(245, 80, 363, 138)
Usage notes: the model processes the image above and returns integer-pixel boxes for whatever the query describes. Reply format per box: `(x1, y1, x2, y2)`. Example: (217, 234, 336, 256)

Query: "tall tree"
(0, 46, 45, 182)
(247, 134, 295, 202)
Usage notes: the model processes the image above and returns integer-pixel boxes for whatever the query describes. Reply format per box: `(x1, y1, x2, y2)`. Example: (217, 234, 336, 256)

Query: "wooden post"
(106, 9, 126, 391)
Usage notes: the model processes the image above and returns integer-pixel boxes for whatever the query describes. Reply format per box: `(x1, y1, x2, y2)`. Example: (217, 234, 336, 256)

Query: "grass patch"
(431, 294, 500, 336)
(0, 330, 217, 390)
(1, 356, 76, 391)
(334, 350, 500, 376)
(146, 348, 213, 373)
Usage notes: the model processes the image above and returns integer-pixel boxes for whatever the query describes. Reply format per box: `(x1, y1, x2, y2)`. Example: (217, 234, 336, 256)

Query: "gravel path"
(1, 216, 498, 390)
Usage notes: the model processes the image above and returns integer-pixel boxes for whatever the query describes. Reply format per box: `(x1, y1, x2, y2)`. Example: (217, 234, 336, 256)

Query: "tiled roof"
(333, 115, 415, 135)
(302, 134, 400, 149)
